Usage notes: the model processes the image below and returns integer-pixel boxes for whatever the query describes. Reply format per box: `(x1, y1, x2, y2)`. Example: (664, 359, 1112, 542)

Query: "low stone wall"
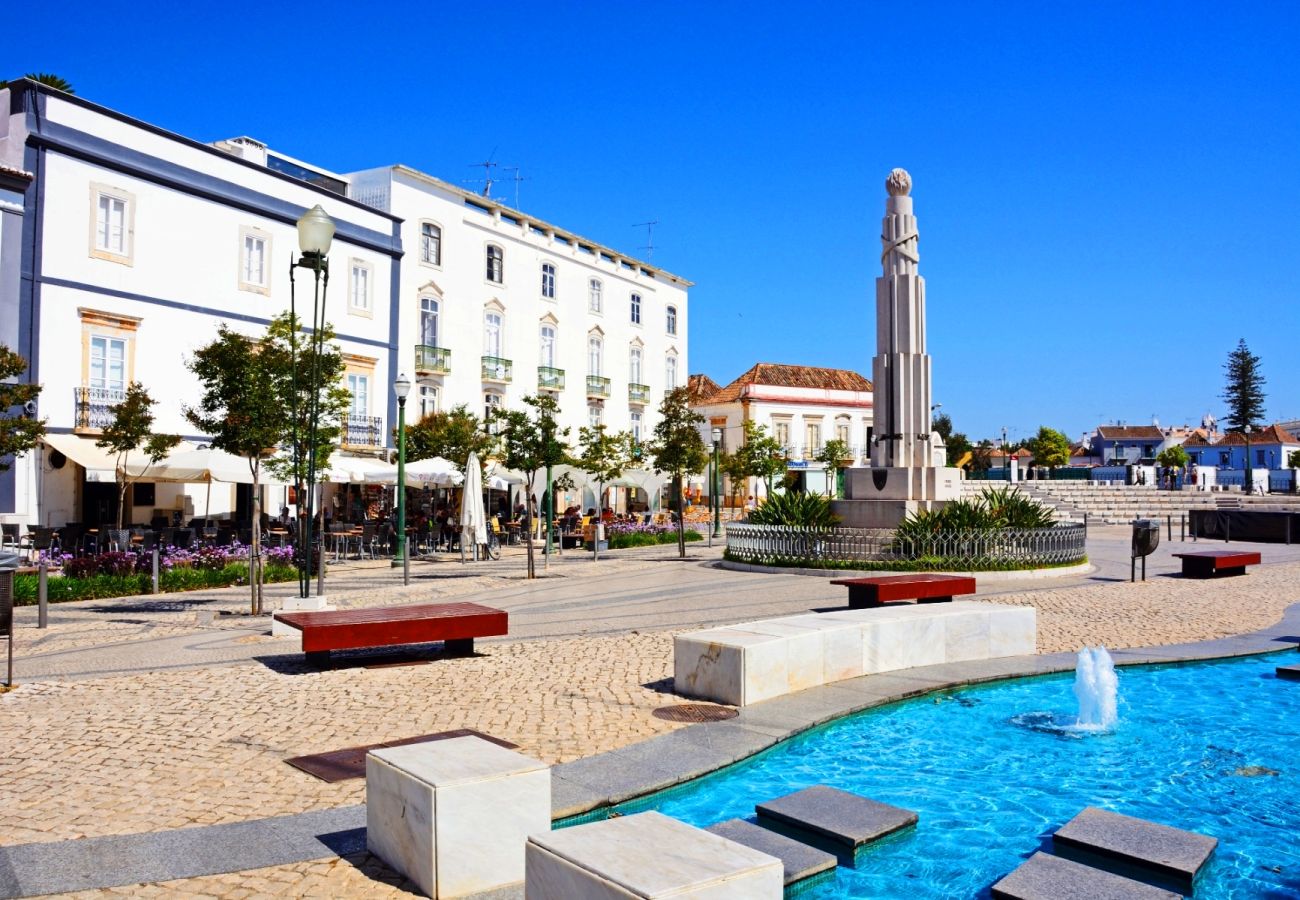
(674, 601, 1036, 706)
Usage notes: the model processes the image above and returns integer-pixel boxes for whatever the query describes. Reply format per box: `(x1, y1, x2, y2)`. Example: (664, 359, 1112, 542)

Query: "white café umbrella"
(124, 446, 285, 521)
(460, 451, 488, 561)
(364, 456, 463, 489)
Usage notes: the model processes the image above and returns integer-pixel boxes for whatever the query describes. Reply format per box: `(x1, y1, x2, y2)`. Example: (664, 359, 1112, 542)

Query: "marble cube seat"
(1051, 807, 1217, 894)
(674, 601, 1035, 706)
(366, 735, 550, 898)
(526, 811, 783, 898)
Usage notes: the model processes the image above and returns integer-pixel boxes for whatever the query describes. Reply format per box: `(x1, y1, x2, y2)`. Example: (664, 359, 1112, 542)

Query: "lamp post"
(392, 373, 411, 570)
(288, 204, 335, 599)
(711, 428, 722, 539)
(1244, 424, 1253, 495)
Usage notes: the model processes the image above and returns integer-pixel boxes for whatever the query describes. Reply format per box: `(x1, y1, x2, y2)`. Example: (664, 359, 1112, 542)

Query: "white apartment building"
(692, 363, 874, 497)
(345, 165, 691, 443)
(0, 80, 401, 528)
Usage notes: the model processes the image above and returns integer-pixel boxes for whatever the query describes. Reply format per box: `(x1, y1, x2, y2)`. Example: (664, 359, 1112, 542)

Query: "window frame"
(541, 261, 557, 299)
(486, 243, 505, 284)
(666, 305, 678, 335)
(419, 295, 440, 347)
(588, 333, 604, 378)
(484, 310, 504, 357)
(88, 183, 135, 265)
(346, 372, 370, 416)
(664, 352, 678, 390)
(629, 345, 643, 384)
(88, 334, 128, 392)
(630, 292, 642, 325)
(589, 278, 603, 313)
(419, 221, 443, 267)
(539, 323, 557, 369)
(238, 226, 271, 294)
(348, 259, 374, 317)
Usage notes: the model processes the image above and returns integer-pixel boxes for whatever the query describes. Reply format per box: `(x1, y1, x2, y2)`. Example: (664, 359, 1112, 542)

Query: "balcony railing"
(481, 356, 513, 383)
(74, 386, 126, 430)
(538, 366, 565, 392)
(414, 345, 451, 375)
(586, 375, 611, 398)
(345, 414, 384, 448)
(628, 383, 651, 404)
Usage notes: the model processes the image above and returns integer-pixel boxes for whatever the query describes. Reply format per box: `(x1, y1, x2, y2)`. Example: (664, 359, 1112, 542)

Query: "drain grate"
(285, 729, 519, 782)
(653, 703, 738, 723)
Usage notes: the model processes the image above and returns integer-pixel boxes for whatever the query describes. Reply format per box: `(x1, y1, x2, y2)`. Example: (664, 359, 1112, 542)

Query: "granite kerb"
(717, 559, 1095, 582)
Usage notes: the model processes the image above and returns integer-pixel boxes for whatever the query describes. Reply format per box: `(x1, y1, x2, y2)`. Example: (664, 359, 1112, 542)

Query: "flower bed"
(15, 543, 298, 604)
(605, 522, 703, 549)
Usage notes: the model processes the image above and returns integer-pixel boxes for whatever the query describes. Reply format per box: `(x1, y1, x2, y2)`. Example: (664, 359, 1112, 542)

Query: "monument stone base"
(831, 466, 962, 529)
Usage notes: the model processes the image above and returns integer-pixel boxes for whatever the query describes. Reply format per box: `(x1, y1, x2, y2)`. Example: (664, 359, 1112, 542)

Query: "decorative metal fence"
(725, 522, 1087, 570)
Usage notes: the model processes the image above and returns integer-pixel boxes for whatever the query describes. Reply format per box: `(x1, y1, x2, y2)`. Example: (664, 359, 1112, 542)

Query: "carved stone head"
(886, 168, 912, 197)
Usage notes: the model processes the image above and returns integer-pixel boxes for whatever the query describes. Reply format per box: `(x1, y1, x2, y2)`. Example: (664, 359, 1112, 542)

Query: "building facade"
(692, 363, 873, 498)
(345, 165, 691, 443)
(0, 81, 402, 527)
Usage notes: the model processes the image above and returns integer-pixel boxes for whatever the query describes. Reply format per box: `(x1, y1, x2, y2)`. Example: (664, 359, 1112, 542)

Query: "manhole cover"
(652, 703, 738, 723)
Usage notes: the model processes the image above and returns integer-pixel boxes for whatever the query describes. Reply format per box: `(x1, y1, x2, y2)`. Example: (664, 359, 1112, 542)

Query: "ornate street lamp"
(288, 204, 335, 599)
(712, 427, 722, 539)
(393, 373, 411, 572)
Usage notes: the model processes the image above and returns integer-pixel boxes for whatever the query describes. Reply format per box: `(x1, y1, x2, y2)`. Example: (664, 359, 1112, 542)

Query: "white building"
(0, 80, 401, 528)
(692, 363, 874, 498)
(345, 165, 691, 442)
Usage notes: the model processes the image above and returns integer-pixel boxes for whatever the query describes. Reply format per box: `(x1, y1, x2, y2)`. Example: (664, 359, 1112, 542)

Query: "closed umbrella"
(460, 452, 488, 562)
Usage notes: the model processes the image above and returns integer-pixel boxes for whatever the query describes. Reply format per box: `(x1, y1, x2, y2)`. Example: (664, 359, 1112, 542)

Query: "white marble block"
(525, 811, 782, 899)
(673, 629, 789, 706)
(270, 595, 336, 638)
(366, 736, 550, 898)
(988, 606, 1038, 657)
(777, 614, 866, 682)
(730, 622, 826, 692)
(943, 607, 991, 663)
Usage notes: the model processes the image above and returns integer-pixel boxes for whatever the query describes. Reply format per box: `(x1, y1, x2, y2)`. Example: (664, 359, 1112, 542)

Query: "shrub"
(14, 560, 299, 605)
(893, 486, 1053, 543)
(747, 492, 840, 528)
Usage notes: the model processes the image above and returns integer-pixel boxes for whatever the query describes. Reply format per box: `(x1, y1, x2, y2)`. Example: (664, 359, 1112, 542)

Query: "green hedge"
(14, 564, 298, 605)
(607, 529, 703, 549)
(722, 549, 1087, 573)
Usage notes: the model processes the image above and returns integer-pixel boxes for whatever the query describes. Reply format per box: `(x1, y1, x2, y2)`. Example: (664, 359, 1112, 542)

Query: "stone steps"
(992, 852, 1180, 899)
(754, 785, 918, 855)
(705, 819, 836, 887)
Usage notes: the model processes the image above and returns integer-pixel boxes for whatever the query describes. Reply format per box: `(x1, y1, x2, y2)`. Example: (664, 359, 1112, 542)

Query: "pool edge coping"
(550, 600, 1300, 819)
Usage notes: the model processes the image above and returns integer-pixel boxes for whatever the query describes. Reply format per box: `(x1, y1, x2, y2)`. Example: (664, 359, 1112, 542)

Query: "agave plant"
(979, 486, 1055, 528)
(747, 491, 841, 528)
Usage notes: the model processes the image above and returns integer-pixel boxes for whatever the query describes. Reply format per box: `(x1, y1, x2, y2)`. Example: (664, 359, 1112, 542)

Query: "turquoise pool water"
(594, 652, 1300, 898)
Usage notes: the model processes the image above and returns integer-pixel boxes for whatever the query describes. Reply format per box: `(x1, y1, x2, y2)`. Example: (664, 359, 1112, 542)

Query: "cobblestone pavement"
(9, 530, 1300, 898)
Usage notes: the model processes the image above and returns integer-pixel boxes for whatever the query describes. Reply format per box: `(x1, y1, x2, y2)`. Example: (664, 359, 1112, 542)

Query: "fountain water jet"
(1072, 646, 1119, 730)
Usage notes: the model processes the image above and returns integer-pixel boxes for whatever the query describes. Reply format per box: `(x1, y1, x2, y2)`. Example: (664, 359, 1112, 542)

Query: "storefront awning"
(41, 433, 122, 483)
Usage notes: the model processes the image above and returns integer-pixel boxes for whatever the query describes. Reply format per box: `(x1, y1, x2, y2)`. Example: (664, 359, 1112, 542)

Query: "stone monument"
(832, 168, 961, 529)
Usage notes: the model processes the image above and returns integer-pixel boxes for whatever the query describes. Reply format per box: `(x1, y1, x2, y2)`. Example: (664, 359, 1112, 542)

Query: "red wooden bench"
(829, 574, 977, 609)
(1171, 550, 1261, 579)
(275, 602, 508, 665)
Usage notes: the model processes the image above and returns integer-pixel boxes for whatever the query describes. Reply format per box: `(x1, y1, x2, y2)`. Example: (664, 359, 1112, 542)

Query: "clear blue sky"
(16, 1, 1300, 444)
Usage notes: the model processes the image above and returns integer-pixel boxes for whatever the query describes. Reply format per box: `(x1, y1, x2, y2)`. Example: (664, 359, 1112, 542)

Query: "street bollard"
(403, 546, 410, 586)
(1166, 515, 1172, 542)
(317, 539, 326, 597)
(152, 547, 160, 594)
(1180, 514, 1185, 542)
(38, 561, 48, 629)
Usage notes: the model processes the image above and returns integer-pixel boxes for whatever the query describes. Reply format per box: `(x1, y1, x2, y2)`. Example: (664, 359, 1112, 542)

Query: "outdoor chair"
(139, 531, 159, 552)
(0, 523, 18, 551)
(29, 527, 59, 562)
(172, 529, 194, 550)
(216, 528, 235, 547)
(360, 522, 378, 559)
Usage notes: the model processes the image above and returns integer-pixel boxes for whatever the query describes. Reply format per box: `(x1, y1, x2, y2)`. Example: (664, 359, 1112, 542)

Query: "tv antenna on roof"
(469, 149, 498, 198)
(501, 166, 527, 210)
(634, 220, 658, 260)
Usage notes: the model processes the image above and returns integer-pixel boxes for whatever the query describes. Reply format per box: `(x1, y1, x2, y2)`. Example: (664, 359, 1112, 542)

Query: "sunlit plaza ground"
(4, 529, 1300, 897)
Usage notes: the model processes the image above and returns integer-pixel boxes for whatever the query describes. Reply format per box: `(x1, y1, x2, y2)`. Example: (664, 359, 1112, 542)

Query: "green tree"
(970, 440, 993, 474)
(262, 315, 352, 495)
(1156, 445, 1189, 470)
(0, 345, 44, 472)
(1288, 449, 1300, 468)
(404, 404, 496, 469)
(649, 387, 709, 557)
(1221, 338, 1266, 433)
(493, 395, 569, 578)
(734, 419, 786, 498)
(719, 449, 748, 510)
(185, 325, 285, 614)
(1, 73, 74, 94)
(95, 382, 181, 531)
(1026, 426, 1071, 470)
(575, 425, 632, 560)
(814, 438, 850, 497)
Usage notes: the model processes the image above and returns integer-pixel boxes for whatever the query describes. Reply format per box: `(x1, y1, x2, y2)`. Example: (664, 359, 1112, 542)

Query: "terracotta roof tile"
(686, 373, 721, 402)
(706, 363, 873, 404)
(1096, 425, 1164, 440)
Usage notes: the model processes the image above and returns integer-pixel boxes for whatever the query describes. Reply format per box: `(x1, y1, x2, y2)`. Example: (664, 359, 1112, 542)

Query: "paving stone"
(754, 785, 917, 849)
(1052, 806, 1217, 892)
(705, 818, 836, 885)
(1276, 664, 1300, 681)
(991, 852, 1180, 900)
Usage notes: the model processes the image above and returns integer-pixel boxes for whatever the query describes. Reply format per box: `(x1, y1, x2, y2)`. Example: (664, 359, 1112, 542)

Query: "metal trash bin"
(1131, 519, 1160, 581)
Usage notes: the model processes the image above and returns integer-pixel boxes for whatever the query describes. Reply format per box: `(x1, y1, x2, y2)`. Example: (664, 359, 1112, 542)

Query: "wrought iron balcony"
(586, 375, 611, 398)
(345, 414, 384, 448)
(481, 356, 513, 383)
(74, 386, 126, 431)
(414, 345, 451, 375)
(628, 383, 651, 404)
(538, 366, 565, 392)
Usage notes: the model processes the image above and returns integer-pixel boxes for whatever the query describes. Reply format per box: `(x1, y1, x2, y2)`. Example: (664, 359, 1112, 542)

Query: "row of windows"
(772, 421, 856, 447)
(473, 391, 645, 438)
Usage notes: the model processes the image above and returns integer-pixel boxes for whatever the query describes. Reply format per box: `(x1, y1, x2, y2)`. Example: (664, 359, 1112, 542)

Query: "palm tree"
(1, 74, 75, 94)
